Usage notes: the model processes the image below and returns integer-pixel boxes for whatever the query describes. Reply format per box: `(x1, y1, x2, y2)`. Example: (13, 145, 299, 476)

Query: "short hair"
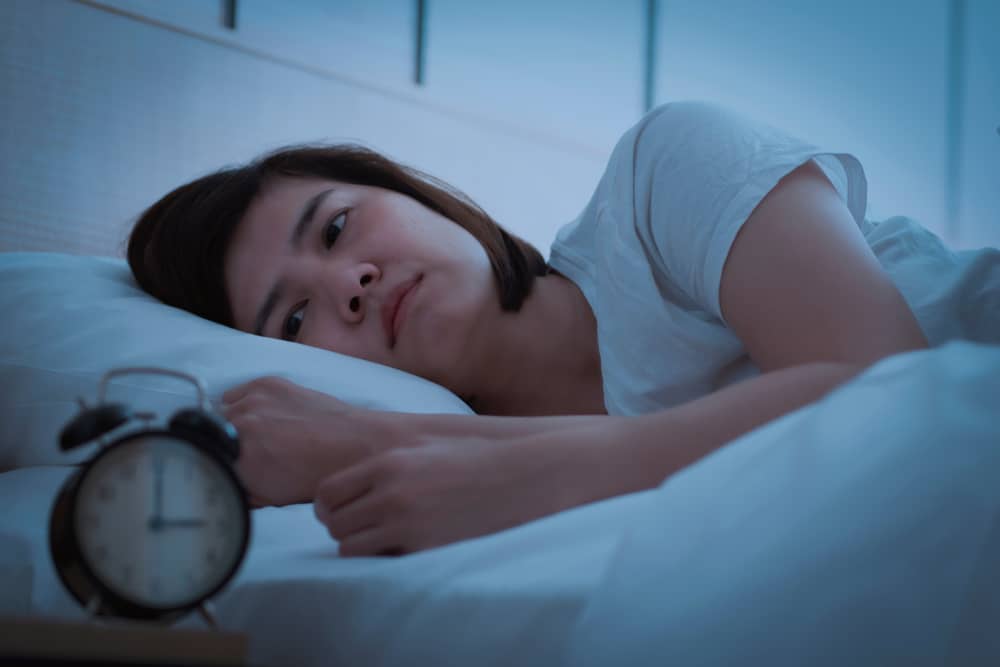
(127, 144, 550, 328)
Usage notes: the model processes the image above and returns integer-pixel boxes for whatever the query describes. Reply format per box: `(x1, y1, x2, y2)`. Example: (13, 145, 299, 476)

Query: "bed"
(1, 238, 999, 666)
(3, 3, 1000, 662)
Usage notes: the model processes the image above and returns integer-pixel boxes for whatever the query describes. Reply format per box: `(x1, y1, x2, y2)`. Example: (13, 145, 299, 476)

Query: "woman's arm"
(386, 360, 863, 505)
(719, 160, 928, 371)
(549, 360, 864, 507)
(225, 358, 853, 513)
(312, 360, 865, 556)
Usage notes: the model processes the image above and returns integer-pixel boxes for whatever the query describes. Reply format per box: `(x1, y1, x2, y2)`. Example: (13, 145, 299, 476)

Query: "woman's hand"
(219, 376, 401, 508)
(312, 433, 594, 557)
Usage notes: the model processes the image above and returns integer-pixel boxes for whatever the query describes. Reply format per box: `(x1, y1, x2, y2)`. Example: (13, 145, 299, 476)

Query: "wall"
(0, 0, 996, 257)
(0, 0, 612, 257)
(650, 0, 997, 249)
(956, 0, 1000, 249)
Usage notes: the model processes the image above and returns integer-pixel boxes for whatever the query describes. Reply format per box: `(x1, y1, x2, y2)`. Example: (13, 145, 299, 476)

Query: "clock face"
(73, 434, 248, 610)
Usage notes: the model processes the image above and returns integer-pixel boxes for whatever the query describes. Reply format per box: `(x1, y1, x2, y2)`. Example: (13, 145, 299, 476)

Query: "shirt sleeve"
(627, 101, 868, 324)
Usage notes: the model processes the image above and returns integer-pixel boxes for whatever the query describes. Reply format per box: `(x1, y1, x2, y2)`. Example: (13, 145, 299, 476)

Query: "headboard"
(0, 0, 607, 258)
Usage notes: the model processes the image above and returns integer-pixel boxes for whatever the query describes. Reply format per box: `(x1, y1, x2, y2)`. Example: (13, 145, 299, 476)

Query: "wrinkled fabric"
(565, 341, 1000, 666)
(549, 101, 999, 416)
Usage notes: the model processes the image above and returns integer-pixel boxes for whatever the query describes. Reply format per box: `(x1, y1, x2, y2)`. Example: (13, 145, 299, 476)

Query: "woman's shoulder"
(639, 99, 744, 128)
(625, 100, 800, 160)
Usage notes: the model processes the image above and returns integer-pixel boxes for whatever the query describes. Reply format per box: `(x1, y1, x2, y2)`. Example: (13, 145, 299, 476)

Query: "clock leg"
(84, 595, 109, 625)
(197, 601, 219, 629)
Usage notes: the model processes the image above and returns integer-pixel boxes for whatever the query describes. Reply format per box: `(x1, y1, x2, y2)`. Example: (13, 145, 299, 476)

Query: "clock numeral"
(82, 513, 100, 529)
(119, 463, 136, 481)
(205, 487, 220, 507)
(185, 461, 194, 482)
(94, 545, 109, 562)
(205, 548, 218, 564)
(121, 564, 133, 584)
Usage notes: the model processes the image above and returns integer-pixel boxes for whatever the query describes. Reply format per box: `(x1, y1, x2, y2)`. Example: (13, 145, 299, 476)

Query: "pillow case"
(0, 252, 472, 470)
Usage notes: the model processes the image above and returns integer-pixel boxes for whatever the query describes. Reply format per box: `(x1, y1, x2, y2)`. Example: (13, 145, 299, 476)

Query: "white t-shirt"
(548, 101, 1000, 416)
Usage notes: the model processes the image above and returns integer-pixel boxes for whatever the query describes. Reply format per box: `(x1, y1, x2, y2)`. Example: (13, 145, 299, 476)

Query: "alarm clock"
(49, 367, 251, 627)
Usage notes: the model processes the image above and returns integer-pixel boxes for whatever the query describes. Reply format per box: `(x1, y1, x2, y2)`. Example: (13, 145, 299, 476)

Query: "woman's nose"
(339, 263, 379, 321)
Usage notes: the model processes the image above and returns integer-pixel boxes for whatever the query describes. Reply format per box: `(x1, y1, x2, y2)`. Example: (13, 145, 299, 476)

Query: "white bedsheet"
(0, 464, 652, 666)
(2, 341, 998, 666)
(566, 340, 1000, 666)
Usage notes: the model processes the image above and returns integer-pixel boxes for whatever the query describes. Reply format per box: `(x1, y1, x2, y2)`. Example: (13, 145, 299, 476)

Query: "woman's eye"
(324, 211, 348, 249)
(283, 302, 306, 341)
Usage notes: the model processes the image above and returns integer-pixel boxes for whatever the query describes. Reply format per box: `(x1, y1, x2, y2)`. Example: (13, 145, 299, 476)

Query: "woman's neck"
(476, 271, 605, 417)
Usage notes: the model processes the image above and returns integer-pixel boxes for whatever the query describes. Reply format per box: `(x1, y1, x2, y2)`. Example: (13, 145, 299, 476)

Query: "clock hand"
(148, 455, 165, 532)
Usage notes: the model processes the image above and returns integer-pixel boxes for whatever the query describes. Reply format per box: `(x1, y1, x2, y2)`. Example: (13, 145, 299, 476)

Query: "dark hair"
(127, 144, 550, 328)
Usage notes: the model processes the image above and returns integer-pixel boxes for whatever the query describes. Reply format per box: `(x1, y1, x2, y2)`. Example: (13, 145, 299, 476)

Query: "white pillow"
(0, 252, 472, 470)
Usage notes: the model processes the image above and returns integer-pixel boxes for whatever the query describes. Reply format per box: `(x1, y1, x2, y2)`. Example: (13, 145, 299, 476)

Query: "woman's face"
(224, 176, 497, 394)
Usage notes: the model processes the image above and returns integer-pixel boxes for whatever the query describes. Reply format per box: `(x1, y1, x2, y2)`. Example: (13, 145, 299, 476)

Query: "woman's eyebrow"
(290, 187, 337, 250)
(253, 187, 337, 336)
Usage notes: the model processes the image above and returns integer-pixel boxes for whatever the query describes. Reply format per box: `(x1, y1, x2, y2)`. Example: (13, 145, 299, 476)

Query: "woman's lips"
(382, 275, 421, 348)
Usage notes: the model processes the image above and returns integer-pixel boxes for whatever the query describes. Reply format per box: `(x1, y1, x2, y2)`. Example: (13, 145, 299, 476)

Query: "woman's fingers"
(315, 491, 381, 540)
(220, 375, 287, 406)
(313, 459, 404, 554)
(336, 525, 403, 558)
(220, 382, 253, 406)
(315, 461, 376, 515)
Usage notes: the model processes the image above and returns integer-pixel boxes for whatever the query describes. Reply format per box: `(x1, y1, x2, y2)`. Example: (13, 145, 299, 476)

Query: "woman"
(129, 101, 964, 557)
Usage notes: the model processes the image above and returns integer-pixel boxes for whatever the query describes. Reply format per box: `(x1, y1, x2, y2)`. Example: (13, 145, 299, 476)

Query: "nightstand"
(0, 614, 248, 666)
